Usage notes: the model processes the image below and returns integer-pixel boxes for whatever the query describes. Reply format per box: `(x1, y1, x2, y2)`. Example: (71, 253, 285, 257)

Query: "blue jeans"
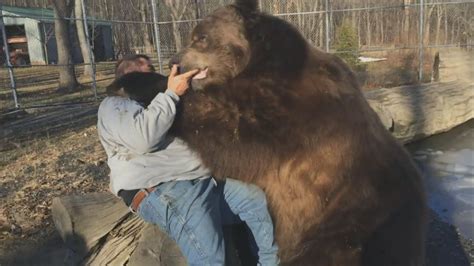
(137, 177, 279, 266)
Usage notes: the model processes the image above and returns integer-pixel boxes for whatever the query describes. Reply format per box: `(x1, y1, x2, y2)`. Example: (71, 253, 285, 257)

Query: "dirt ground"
(0, 103, 473, 266)
(0, 105, 110, 265)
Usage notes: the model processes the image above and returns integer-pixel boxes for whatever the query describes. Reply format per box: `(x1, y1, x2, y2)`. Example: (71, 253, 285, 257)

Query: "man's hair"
(115, 54, 155, 78)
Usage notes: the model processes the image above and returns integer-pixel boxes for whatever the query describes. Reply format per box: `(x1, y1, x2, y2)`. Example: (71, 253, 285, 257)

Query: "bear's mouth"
(192, 67, 208, 80)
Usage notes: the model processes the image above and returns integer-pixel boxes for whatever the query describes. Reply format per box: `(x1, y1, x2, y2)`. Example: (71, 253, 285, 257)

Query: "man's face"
(118, 57, 156, 78)
(136, 58, 155, 73)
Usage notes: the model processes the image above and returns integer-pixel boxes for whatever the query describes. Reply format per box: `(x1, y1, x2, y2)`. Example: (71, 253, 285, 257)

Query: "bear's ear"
(235, 0, 258, 11)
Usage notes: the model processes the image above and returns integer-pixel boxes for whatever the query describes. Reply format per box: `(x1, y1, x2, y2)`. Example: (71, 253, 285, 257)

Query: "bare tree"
(162, 0, 190, 50)
(74, 0, 94, 77)
(435, 5, 443, 45)
(4, 0, 472, 61)
(52, 0, 79, 92)
(402, 0, 412, 45)
(424, 3, 437, 45)
(139, 0, 154, 54)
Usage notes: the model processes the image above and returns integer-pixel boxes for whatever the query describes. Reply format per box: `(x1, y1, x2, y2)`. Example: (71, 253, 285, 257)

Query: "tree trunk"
(319, 12, 324, 48)
(444, 7, 448, 44)
(164, 0, 188, 51)
(451, 18, 456, 43)
(366, 10, 371, 47)
(52, 193, 240, 265)
(74, 0, 94, 78)
(51, 193, 184, 265)
(424, 5, 436, 45)
(53, 0, 79, 92)
(380, 13, 384, 45)
(139, 1, 154, 54)
(376, 12, 381, 44)
(172, 20, 183, 51)
(403, 0, 411, 45)
(435, 6, 442, 45)
(456, 20, 461, 45)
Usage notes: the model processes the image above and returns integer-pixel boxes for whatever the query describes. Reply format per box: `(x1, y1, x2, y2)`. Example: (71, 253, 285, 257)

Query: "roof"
(2, 5, 54, 20)
(1, 5, 111, 26)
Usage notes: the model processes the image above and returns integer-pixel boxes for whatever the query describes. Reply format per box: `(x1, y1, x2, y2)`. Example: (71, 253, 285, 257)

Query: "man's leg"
(219, 178, 279, 266)
(138, 178, 225, 266)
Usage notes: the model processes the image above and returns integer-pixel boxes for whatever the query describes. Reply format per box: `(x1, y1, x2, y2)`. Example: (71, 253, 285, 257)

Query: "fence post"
(325, 0, 331, 52)
(0, 4, 20, 109)
(79, 0, 97, 100)
(258, 0, 263, 11)
(418, 0, 424, 81)
(150, 0, 163, 73)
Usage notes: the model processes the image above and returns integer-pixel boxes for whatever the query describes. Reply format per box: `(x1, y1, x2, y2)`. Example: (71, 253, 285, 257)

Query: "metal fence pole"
(150, 0, 163, 73)
(419, 0, 424, 81)
(0, 4, 19, 109)
(325, 0, 331, 52)
(258, 0, 263, 11)
(80, 0, 97, 99)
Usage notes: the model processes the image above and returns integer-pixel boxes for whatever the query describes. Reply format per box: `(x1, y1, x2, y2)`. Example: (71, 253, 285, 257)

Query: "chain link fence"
(0, 0, 472, 114)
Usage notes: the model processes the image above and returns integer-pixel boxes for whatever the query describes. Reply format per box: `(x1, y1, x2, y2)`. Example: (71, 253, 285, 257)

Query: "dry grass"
(0, 63, 116, 112)
(0, 122, 109, 260)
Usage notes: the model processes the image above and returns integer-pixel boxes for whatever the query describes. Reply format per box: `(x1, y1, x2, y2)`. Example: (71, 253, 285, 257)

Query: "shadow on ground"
(426, 210, 473, 266)
(0, 232, 84, 266)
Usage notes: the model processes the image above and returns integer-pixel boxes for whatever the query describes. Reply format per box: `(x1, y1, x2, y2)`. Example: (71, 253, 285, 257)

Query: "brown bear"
(170, 0, 427, 265)
(110, 0, 427, 264)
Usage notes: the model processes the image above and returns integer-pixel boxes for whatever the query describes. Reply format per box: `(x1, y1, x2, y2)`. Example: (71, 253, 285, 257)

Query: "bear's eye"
(197, 35, 207, 42)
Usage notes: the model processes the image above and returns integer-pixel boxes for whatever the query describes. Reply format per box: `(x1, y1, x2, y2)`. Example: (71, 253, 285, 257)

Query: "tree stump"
(52, 193, 186, 265)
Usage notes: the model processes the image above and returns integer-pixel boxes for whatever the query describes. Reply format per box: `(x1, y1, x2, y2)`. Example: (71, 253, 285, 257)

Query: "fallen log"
(365, 80, 473, 143)
(52, 81, 473, 265)
(51, 193, 187, 266)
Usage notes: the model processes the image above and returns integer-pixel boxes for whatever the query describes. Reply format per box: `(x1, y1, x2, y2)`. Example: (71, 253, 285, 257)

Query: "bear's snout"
(169, 53, 183, 71)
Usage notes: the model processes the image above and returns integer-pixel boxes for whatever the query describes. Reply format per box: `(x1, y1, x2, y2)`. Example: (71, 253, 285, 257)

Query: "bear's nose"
(169, 53, 182, 70)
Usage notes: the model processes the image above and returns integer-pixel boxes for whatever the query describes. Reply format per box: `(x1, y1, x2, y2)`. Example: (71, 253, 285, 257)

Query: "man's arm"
(111, 89, 180, 154)
(98, 65, 199, 154)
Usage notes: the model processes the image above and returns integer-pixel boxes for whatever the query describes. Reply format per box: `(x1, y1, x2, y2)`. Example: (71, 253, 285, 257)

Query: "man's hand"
(167, 65, 199, 96)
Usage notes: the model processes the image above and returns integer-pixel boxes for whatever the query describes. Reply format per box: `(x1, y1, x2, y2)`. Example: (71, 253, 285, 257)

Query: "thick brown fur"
(126, 0, 427, 264)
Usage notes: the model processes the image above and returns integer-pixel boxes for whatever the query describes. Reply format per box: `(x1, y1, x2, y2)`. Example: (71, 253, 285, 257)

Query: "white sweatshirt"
(97, 90, 211, 195)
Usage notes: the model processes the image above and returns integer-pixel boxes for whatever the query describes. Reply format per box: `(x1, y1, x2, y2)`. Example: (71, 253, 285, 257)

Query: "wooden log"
(52, 81, 473, 265)
(51, 192, 130, 255)
(52, 192, 185, 265)
(128, 223, 186, 266)
(52, 193, 245, 265)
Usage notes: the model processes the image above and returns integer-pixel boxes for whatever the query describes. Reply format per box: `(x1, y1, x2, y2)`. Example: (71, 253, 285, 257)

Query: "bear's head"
(171, 0, 309, 91)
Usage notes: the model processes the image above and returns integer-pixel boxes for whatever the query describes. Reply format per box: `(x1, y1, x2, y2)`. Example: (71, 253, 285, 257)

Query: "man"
(96, 55, 279, 265)
(114, 54, 155, 77)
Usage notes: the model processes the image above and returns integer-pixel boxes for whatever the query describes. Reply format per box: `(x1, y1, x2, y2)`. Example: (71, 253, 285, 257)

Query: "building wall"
(2, 10, 114, 65)
(3, 11, 46, 65)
